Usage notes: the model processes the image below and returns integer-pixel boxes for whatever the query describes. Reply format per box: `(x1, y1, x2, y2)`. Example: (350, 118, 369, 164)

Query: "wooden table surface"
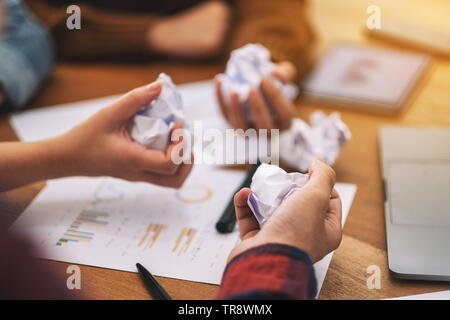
(1, 0, 449, 299)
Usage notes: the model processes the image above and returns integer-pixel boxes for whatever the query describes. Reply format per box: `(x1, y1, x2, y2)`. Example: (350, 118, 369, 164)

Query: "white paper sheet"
(10, 166, 245, 284)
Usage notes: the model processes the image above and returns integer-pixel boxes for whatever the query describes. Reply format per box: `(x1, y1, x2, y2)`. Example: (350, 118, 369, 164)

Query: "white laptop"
(380, 126, 450, 281)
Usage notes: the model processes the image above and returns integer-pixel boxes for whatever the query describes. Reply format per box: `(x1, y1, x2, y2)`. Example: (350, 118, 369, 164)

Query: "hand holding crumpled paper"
(218, 44, 350, 170)
(128, 73, 185, 151)
(218, 44, 298, 114)
(247, 163, 309, 226)
(280, 111, 351, 172)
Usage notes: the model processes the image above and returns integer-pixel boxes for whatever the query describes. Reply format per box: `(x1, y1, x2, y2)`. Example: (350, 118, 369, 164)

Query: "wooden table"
(1, 0, 449, 299)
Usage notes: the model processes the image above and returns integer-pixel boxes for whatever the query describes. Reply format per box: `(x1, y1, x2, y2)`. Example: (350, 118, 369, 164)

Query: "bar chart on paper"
(56, 210, 109, 246)
(137, 223, 166, 249)
(10, 166, 245, 284)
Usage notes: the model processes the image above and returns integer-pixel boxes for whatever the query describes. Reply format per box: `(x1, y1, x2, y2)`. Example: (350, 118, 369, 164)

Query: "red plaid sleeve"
(216, 243, 317, 300)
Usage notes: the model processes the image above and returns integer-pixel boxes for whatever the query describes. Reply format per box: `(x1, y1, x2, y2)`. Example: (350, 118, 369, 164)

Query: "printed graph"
(176, 185, 213, 204)
(137, 223, 167, 249)
(172, 227, 197, 256)
(56, 209, 109, 246)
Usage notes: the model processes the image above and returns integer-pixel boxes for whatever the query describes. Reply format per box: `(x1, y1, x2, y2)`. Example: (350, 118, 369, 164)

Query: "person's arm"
(26, 0, 157, 60)
(147, 1, 231, 59)
(217, 159, 342, 300)
(217, 243, 317, 299)
(0, 0, 54, 111)
(27, 0, 231, 60)
(0, 81, 193, 192)
(229, 0, 316, 78)
(0, 139, 72, 191)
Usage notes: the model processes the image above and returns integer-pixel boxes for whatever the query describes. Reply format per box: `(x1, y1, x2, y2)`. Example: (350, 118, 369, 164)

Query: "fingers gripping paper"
(128, 73, 185, 151)
(280, 111, 351, 172)
(219, 44, 299, 107)
(247, 163, 309, 226)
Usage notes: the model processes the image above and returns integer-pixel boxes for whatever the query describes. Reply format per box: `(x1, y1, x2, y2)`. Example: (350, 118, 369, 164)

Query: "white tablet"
(302, 44, 430, 114)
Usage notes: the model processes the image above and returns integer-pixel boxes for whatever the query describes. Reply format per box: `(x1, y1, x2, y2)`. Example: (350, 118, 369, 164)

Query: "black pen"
(215, 161, 261, 234)
(136, 263, 172, 300)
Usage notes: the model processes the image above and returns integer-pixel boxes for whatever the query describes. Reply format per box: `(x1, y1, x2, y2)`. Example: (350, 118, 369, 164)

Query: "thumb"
(272, 61, 297, 83)
(305, 157, 336, 198)
(234, 188, 260, 240)
(109, 81, 162, 124)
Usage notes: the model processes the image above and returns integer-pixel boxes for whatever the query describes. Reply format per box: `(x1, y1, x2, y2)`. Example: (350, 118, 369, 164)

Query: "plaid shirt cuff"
(217, 243, 317, 300)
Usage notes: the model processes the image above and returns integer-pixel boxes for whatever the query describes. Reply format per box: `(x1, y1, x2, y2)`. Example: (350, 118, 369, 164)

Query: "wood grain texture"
(0, 0, 449, 299)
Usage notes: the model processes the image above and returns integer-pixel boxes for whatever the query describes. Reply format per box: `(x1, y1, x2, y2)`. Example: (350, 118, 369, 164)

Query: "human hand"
(147, 1, 230, 58)
(228, 158, 342, 263)
(215, 61, 297, 131)
(57, 81, 193, 188)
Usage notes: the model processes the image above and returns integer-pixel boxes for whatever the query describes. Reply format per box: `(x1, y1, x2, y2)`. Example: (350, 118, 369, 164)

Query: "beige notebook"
(302, 44, 430, 115)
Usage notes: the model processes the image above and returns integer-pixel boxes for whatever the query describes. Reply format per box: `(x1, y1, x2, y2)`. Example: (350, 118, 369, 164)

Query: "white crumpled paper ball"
(280, 111, 351, 172)
(128, 73, 185, 151)
(247, 163, 309, 226)
(218, 44, 298, 119)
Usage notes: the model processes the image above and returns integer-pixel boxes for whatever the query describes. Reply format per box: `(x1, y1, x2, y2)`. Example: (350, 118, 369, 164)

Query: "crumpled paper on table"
(247, 163, 309, 226)
(128, 73, 185, 151)
(218, 44, 298, 117)
(280, 111, 351, 172)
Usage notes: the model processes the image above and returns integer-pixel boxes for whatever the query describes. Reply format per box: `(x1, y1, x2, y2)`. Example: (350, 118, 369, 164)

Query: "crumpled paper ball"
(218, 44, 298, 119)
(128, 73, 185, 151)
(280, 111, 351, 172)
(247, 163, 309, 226)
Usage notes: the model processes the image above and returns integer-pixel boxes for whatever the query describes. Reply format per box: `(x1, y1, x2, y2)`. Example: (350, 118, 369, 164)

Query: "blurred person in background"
(27, 0, 316, 130)
(0, 0, 53, 112)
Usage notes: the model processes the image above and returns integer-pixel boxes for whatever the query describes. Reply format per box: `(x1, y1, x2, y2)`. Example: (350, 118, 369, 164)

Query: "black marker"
(215, 162, 260, 233)
(136, 263, 172, 300)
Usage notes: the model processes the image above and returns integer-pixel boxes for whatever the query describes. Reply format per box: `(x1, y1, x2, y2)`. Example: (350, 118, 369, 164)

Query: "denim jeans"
(0, 0, 54, 111)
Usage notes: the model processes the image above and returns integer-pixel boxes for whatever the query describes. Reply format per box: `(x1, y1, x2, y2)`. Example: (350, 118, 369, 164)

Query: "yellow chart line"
(74, 220, 107, 227)
(172, 227, 188, 252)
(180, 229, 197, 255)
(171, 228, 197, 256)
(61, 237, 91, 242)
(64, 233, 93, 240)
(138, 224, 155, 247)
(148, 225, 166, 249)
